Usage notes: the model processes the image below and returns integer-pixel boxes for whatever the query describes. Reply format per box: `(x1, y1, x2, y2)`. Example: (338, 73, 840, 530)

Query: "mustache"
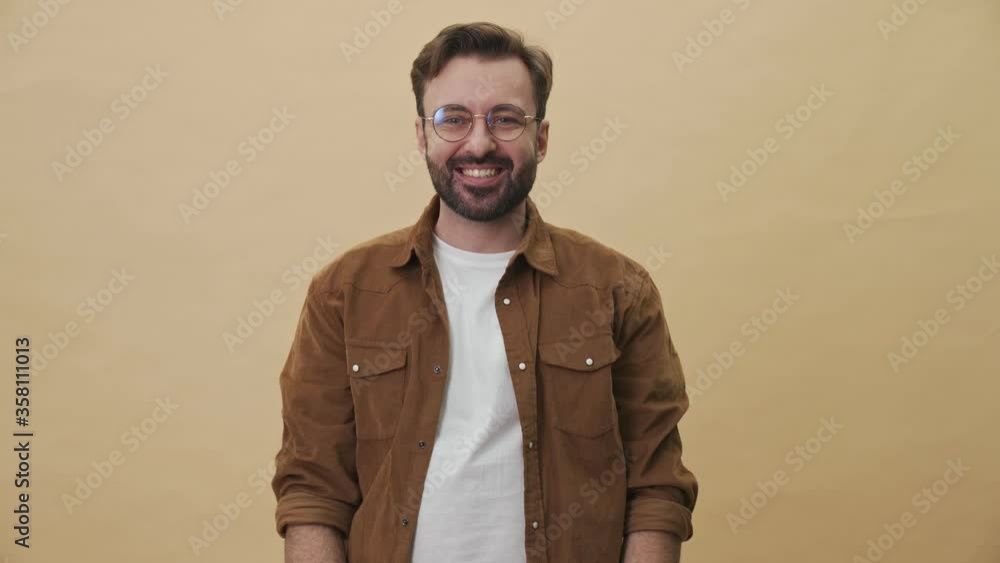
(448, 156, 512, 169)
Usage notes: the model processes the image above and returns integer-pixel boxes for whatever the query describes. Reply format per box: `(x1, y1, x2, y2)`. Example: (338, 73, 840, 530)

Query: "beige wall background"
(1, 0, 998, 561)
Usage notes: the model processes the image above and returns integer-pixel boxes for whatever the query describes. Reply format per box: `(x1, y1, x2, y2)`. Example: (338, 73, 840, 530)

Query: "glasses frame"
(419, 104, 539, 142)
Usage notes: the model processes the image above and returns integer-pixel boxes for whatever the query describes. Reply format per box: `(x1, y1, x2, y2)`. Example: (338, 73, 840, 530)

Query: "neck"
(433, 199, 527, 253)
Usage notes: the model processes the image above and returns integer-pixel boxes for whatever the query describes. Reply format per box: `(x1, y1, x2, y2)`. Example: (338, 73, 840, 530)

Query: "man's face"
(415, 55, 549, 222)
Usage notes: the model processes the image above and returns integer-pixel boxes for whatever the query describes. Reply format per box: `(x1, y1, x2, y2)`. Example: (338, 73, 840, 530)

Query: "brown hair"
(410, 22, 554, 121)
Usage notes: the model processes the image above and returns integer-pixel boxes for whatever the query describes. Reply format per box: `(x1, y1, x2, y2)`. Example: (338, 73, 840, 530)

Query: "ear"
(535, 119, 549, 164)
(415, 117, 427, 156)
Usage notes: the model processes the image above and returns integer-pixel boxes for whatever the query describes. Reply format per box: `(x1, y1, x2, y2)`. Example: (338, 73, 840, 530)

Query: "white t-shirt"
(410, 233, 525, 563)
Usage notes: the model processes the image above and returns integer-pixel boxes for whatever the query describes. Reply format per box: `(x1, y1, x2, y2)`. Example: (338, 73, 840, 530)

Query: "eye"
(436, 113, 470, 127)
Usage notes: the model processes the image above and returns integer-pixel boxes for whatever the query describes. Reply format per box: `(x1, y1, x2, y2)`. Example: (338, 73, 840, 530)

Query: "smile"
(457, 167, 503, 178)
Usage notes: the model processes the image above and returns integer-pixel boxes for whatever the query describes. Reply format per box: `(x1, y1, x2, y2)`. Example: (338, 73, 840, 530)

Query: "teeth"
(459, 168, 501, 178)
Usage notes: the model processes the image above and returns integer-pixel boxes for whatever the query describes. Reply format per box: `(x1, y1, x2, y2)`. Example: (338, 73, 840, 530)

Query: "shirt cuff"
(275, 492, 357, 539)
(624, 495, 694, 541)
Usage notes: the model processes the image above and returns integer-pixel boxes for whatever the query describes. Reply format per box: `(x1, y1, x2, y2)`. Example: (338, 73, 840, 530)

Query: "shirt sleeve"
(613, 267, 699, 541)
(271, 278, 361, 539)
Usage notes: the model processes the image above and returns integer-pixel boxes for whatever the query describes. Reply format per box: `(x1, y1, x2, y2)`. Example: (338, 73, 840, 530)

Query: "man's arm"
(285, 524, 346, 563)
(271, 277, 359, 562)
(613, 266, 698, 561)
(621, 531, 681, 563)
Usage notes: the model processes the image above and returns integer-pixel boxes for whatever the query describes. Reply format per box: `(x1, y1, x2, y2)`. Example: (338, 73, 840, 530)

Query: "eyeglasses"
(420, 104, 538, 142)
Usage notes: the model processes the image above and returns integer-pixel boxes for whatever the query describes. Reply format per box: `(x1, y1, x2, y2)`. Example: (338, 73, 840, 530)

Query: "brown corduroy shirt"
(271, 193, 698, 563)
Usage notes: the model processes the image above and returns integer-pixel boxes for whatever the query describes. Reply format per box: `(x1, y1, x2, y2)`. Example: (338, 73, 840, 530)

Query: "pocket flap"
(346, 341, 407, 377)
(538, 334, 620, 372)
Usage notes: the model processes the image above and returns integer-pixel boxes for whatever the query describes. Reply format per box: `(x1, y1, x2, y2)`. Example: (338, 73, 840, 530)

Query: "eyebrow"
(436, 103, 523, 111)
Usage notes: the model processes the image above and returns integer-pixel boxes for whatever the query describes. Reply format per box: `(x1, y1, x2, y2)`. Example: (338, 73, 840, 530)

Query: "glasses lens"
(488, 106, 527, 140)
(488, 106, 527, 141)
(433, 106, 472, 141)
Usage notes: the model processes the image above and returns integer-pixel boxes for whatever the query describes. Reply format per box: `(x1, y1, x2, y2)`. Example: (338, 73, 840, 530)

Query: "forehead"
(423, 55, 534, 114)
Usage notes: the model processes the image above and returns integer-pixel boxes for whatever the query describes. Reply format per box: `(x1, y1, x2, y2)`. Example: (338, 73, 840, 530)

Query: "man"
(272, 22, 697, 563)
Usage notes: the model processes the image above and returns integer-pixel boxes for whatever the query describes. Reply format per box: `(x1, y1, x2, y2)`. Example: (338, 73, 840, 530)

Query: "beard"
(426, 150, 537, 222)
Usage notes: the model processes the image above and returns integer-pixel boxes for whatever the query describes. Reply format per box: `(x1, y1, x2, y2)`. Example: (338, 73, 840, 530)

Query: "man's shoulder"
(545, 222, 649, 291)
(303, 218, 652, 296)
(306, 224, 414, 296)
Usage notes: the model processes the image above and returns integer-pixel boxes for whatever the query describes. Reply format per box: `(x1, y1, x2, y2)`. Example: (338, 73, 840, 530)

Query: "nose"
(462, 115, 497, 157)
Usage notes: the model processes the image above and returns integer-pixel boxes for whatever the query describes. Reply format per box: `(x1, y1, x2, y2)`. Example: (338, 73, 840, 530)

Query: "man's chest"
(340, 268, 625, 443)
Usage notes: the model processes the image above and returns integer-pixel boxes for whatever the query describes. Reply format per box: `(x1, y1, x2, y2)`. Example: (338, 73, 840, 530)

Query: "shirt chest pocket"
(538, 334, 621, 438)
(346, 340, 408, 440)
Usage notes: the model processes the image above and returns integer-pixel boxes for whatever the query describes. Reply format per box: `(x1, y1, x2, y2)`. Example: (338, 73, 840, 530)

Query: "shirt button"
(418, 441, 426, 448)
(352, 364, 360, 373)
(433, 364, 441, 374)
(502, 298, 511, 305)
(527, 441, 534, 449)
(585, 357, 594, 366)
(518, 362, 526, 371)
(402, 518, 409, 526)
(532, 521, 539, 529)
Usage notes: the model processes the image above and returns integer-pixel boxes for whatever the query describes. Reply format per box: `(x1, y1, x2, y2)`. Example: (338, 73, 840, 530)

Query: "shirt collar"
(388, 193, 559, 277)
